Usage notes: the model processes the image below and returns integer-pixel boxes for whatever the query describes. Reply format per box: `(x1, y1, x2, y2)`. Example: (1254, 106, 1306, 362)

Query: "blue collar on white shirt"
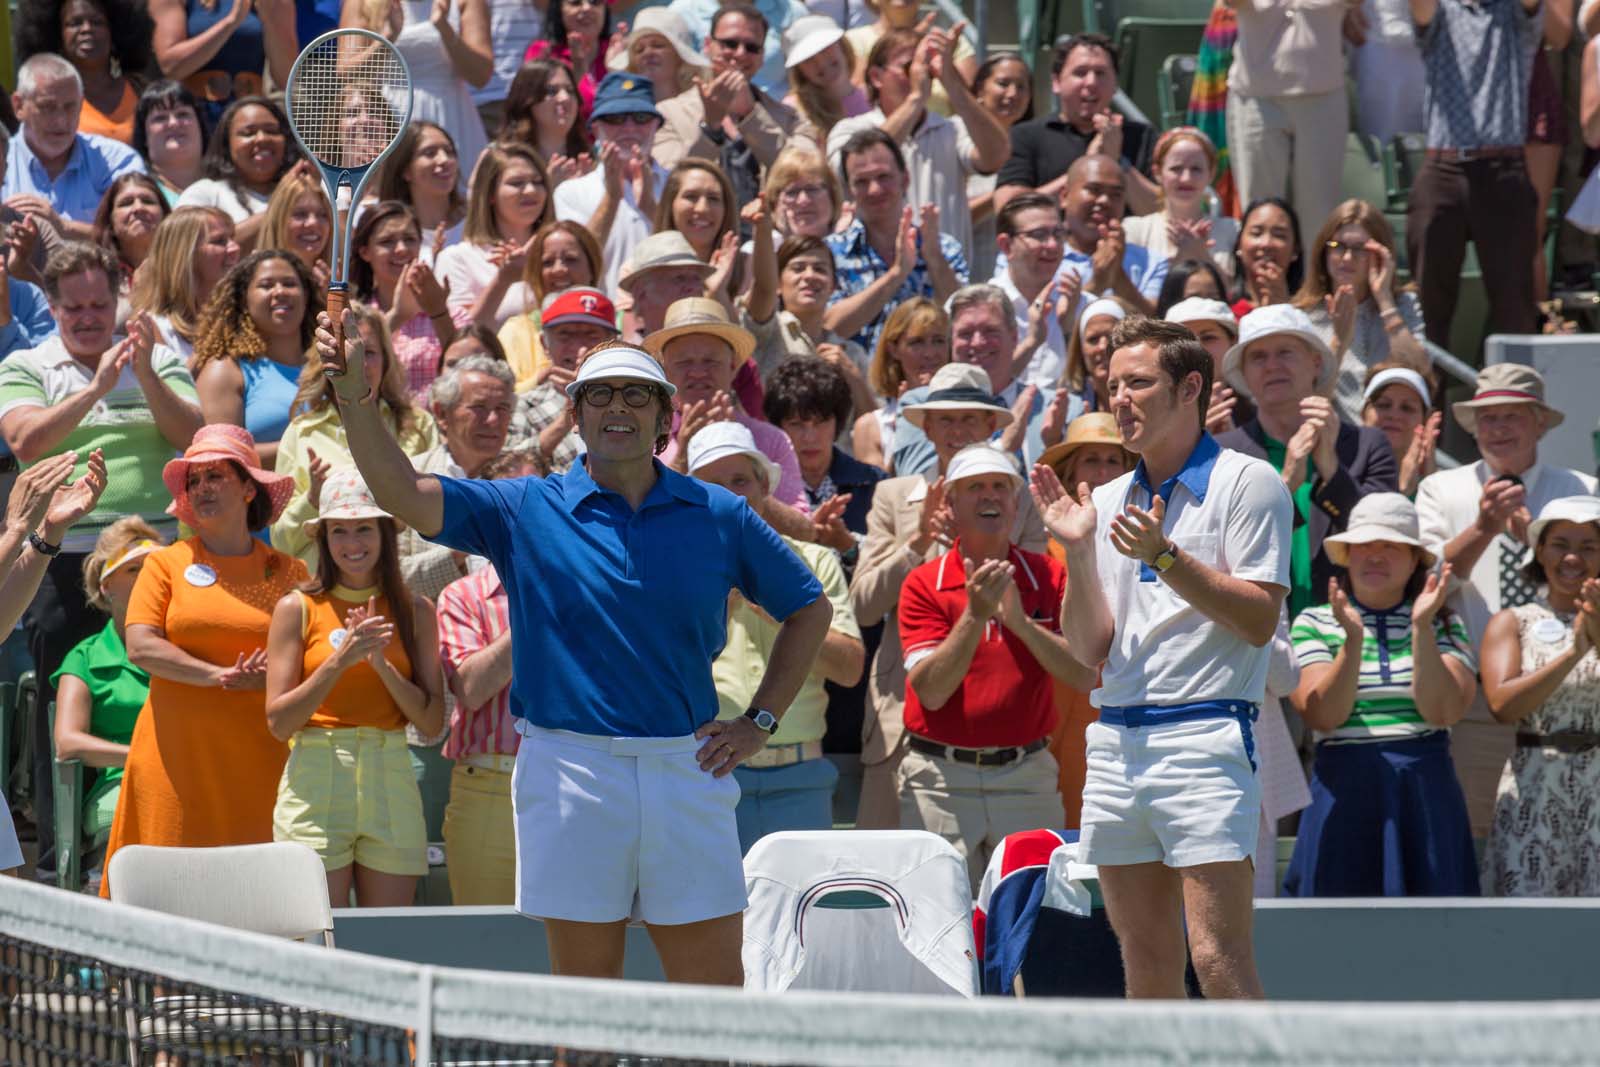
(1132, 430, 1221, 505)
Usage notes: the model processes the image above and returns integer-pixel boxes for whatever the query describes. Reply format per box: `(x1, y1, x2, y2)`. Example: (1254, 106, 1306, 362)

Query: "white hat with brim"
(1362, 366, 1431, 410)
(1221, 304, 1336, 399)
(686, 421, 783, 491)
(618, 232, 715, 292)
(1451, 362, 1564, 434)
(302, 467, 397, 539)
(783, 14, 845, 68)
(1165, 297, 1239, 336)
(1527, 496, 1600, 554)
(607, 8, 710, 73)
(944, 443, 1024, 488)
(1321, 491, 1434, 569)
(901, 363, 1014, 429)
(565, 345, 677, 398)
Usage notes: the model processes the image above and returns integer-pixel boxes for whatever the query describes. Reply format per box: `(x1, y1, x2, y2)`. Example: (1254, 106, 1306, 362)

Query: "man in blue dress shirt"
(317, 312, 832, 985)
(4, 55, 145, 239)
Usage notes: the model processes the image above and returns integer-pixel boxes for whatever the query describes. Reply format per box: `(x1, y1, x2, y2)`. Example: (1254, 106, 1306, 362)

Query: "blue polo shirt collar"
(20, 131, 86, 183)
(558, 456, 703, 514)
(1132, 430, 1220, 505)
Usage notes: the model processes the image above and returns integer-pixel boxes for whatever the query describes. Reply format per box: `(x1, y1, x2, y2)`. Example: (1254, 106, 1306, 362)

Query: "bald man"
(1053, 156, 1165, 316)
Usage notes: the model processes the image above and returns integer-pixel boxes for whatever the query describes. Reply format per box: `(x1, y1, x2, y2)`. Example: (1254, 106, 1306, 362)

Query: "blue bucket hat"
(589, 70, 663, 125)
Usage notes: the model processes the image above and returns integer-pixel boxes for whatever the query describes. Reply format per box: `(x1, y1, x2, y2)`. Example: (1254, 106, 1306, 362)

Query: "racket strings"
(288, 36, 408, 171)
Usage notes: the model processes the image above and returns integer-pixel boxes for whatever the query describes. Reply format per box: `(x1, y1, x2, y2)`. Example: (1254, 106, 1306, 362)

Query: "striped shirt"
(0, 336, 197, 554)
(436, 566, 518, 759)
(1290, 602, 1476, 743)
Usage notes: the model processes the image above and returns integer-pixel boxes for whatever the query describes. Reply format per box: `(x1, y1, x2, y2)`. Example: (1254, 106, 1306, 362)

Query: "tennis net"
(8, 875, 1600, 1067)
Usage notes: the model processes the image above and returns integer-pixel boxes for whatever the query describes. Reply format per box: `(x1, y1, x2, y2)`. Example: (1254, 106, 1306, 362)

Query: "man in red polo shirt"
(899, 443, 1098, 889)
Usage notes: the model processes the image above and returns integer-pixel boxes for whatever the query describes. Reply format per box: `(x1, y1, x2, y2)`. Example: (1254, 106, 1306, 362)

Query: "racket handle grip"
(326, 287, 350, 375)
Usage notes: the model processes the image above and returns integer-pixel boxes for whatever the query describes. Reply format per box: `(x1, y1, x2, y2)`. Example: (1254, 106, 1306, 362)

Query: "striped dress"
(1187, 3, 1239, 218)
(1282, 600, 1480, 896)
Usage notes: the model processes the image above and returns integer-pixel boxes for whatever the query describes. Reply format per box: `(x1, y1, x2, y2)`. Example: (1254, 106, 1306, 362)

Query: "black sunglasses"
(581, 383, 657, 408)
(594, 111, 657, 126)
(712, 36, 763, 55)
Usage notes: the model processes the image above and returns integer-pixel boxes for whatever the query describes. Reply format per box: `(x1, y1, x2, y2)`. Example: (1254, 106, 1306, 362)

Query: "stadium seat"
(47, 700, 84, 892)
(742, 830, 979, 996)
(1112, 21, 1208, 127)
(1158, 54, 1197, 131)
(1383, 133, 1426, 213)
(1082, 0, 1216, 33)
(1343, 132, 1388, 214)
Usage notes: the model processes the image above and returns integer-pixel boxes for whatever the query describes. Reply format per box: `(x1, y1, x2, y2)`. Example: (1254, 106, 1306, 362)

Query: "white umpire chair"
(741, 830, 979, 996)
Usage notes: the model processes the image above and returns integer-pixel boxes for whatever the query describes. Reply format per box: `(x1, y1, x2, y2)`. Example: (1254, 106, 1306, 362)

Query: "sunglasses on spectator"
(779, 184, 827, 203)
(713, 36, 763, 55)
(581, 383, 657, 408)
(595, 112, 657, 126)
(1324, 239, 1370, 258)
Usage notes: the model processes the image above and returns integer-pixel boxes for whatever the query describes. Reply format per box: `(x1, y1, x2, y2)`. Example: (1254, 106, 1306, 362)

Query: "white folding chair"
(106, 843, 339, 1066)
(742, 830, 979, 996)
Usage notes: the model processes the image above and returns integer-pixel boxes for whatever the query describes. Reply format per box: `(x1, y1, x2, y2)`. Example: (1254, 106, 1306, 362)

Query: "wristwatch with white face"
(744, 707, 779, 734)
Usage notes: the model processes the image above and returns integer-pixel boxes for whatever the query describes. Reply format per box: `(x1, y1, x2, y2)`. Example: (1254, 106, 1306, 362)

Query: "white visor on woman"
(1079, 298, 1127, 340)
(1362, 367, 1431, 410)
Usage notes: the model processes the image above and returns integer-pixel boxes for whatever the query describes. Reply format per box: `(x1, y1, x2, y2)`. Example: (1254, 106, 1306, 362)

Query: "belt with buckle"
(1424, 146, 1524, 162)
(461, 752, 517, 773)
(1516, 731, 1600, 754)
(742, 739, 823, 769)
(906, 734, 1049, 768)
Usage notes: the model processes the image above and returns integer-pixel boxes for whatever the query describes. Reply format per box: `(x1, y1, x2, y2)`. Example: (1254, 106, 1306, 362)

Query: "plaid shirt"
(436, 566, 518, 760)
(508, 382, 582, 473)
(393, 308, 474, 400)
(825, 218, 969, 357)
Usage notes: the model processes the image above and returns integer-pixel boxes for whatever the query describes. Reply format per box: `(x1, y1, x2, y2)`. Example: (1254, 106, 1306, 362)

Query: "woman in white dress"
(436, 142, 553, 329)
(341, 0, 493, 179)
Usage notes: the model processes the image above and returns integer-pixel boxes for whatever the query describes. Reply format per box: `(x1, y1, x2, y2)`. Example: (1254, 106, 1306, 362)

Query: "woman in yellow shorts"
(265, 468, 445, 906)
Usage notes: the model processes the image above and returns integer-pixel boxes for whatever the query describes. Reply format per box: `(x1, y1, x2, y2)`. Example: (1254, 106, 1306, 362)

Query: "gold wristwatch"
(1152, 542, 1178, 574)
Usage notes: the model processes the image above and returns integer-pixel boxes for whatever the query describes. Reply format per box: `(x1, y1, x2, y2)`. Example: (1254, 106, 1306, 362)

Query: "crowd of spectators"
(0, 0, 1599, 917)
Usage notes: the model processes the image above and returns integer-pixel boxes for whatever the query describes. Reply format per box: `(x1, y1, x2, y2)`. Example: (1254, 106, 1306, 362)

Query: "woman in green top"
(52, 517, 167, 882)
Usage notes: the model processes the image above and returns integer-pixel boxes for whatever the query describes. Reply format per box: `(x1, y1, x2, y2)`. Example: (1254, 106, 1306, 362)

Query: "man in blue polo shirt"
(4, 54, 145, 239)
(316, 312, 832, 985)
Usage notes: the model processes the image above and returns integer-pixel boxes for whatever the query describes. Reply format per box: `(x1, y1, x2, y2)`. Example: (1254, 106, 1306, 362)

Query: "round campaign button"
(329, 628, 349, 650)
(1533, 617, 1568, 646)
(183, 563, 217, 588)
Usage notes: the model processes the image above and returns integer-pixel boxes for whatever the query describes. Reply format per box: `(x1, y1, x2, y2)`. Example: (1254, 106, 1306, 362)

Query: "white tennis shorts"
(510, 722, 747, 925)
(1077, 716, 1260, 868)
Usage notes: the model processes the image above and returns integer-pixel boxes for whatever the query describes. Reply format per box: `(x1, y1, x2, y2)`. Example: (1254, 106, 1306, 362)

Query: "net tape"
(288, 31, 409, 171)
(7, 877, 1600, 1067)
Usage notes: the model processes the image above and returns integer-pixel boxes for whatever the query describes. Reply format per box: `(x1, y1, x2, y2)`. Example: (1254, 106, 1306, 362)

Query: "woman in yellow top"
(270, 305, 438, 565)
(265, 468, 444, 907)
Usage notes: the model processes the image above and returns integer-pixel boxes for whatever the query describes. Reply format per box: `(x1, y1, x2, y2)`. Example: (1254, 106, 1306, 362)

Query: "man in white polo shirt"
(1030, 316, 1292, 999)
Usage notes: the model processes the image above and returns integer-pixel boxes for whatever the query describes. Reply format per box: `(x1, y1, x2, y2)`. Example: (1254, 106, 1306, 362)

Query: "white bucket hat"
(1221, 304, 1336, 398)
(607, 8, 710, 73)
(565, 345, 677, 398)
(1165, 297, 1239, 337)
(686, 421, 782, 491)
(1362, 366, 1431, 410)
(303, 468, 395, 539)
(1321, 491, 1434, 568)
(944, 443, 1023, 487)
(783, 14, 845, 68)
(1527, 496, 1600, 552)
(901, 363, 1013, 429)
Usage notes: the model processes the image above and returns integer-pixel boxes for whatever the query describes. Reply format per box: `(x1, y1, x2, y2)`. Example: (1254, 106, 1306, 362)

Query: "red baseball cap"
(541, 287, 619, 332)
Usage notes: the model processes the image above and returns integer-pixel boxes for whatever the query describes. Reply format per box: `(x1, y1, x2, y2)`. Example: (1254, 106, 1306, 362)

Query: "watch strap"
(28, 532, 60, 557)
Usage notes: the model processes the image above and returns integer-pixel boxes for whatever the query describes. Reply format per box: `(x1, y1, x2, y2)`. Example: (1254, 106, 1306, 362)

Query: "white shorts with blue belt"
(510, 721, 747, 925)
(1078, 700, 1261, 869)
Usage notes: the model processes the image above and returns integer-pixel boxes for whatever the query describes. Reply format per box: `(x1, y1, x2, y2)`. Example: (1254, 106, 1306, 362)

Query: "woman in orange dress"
(101, 424, 304, 897)
(1035, 413, 1133, 829)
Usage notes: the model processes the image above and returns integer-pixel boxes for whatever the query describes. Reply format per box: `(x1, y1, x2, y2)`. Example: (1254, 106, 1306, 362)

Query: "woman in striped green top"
(1285, 493, 1479, 897)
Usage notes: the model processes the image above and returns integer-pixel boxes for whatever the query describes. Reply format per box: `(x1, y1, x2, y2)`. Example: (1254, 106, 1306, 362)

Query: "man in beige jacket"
(652, 3, 815, 174)
(849, 363, 1046, 828)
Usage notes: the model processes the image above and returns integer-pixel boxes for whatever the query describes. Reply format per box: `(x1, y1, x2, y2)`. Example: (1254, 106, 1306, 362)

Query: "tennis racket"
(284, 28, 413, 375)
